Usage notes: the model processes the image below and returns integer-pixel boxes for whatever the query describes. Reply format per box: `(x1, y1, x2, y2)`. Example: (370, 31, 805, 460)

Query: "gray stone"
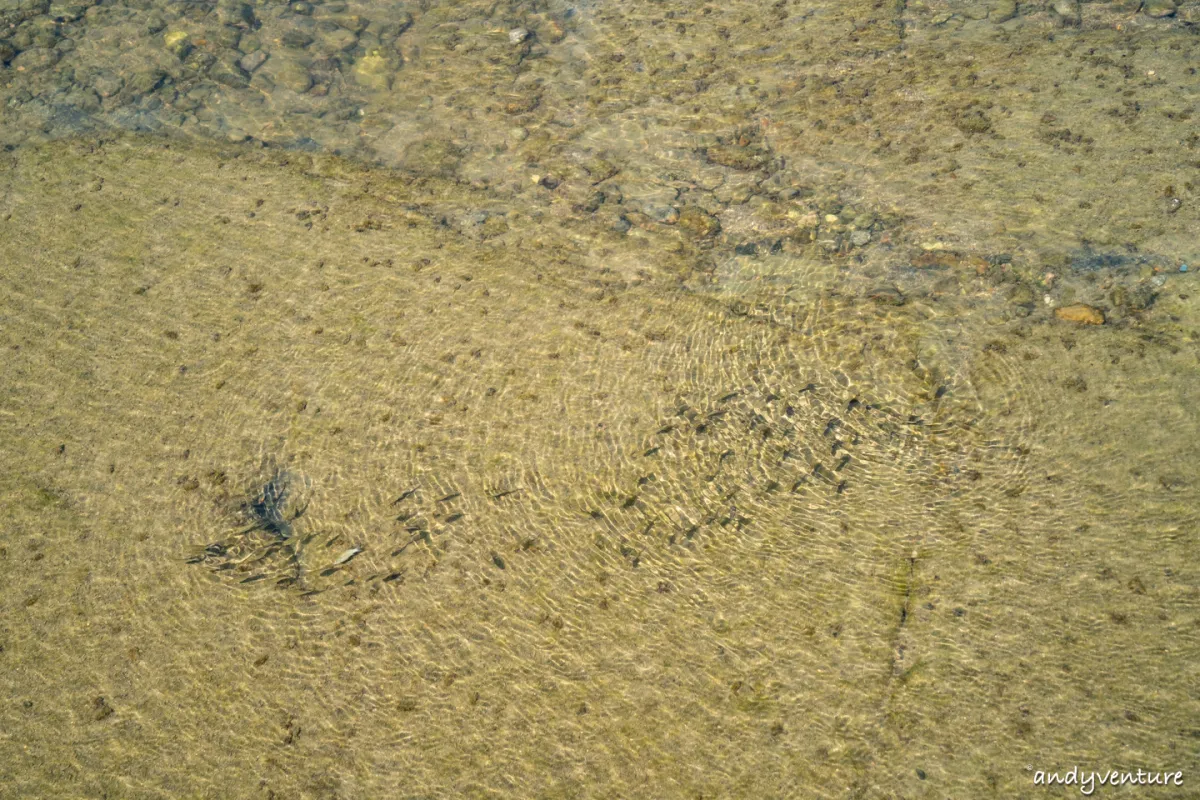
(281, 29, 314, 49)
(64, 86, 100, 112)
(238, 49, 267, 72)
(645, 205, 679, 224)
(33, 30, 60, 49)
(1143, 0, 1177, 16)
(867, 286, 906, 305)
(318, 28, 357, 53)
(215, 1, 254, 27)
(48, 2, 84, 21)
(0, 0, 49, 28)
(274, 59, 312, 92)
(617, 181, 679, 218)
(401, 138, 464, 178)
(209, 54, 249, 88)
(91, 70, 124, 98)
(1052, 0, 1081, 24)
(990, 0, 1018, 22)
(11, 46, 59, 71)
(127, 68, 166, 95)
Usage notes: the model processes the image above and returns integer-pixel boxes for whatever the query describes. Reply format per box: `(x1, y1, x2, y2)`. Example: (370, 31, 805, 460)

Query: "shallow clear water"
(1, 1, 1198, 798)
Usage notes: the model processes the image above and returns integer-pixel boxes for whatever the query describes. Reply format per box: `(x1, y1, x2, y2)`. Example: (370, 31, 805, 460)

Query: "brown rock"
(868, 286, 906, 306)
(503, 94, 540, 115)
(705, 143, 772, 171)
(1054, 304, 1105, 325)
(90, 696, 115, 721)
(912, 251, 962, 269)
(677, 206, 721, 238)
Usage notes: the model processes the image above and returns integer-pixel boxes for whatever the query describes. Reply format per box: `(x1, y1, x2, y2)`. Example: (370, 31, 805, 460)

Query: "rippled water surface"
(1, 1, 1199, 798)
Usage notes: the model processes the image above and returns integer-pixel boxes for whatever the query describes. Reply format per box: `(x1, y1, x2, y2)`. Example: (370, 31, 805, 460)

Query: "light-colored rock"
(1143, 0, 1177, 17)
(1054, 304, 1105, 325)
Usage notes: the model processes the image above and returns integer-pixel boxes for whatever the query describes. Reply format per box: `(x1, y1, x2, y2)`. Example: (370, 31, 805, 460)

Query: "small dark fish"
(908, 415, 924, 426)
(765, 480, 780, 493)
(240, 574, 266, 584)
(383, 571, 405, 583)
(707, 409, 727, 420)
(642, 522, 654, 536)
(790, 479, 806, 493)
(656, 425, 675, 435)
(323, 534, 343, 549)
(395, 511, 415, 522)
(831, 440, 844, 455)
(491, 488, 522, 500)
(694, 423, 708, 434)
(935, 386, 948, 400)
(847, 398, 862, 412)
(823, 418, 841, 437)
(392, 488, 418, 505)
(215, 563, 236, 571)
(644, 447, 660, 457)
(684, 524, 700, 539)
(781, 449, 796, 461)
(784, 405, 795, 417)
(837, 480, 848, 494)
(492, 553, 507, 570)
(836, 454, 851, 471)
(319, 567, 338, 577)
(621, 495, 639, 509)
(444, 512, 464, 523)
(718, 391, 740, 403)
(204, 543, 227, 557)
(185, 555, 205, 564)
(813, 463, 829, 481)
(300, 589, 323, 598)
(799, 383, 816, 393)
(764, 392, 780, 402)
(437, 492, 461, 503)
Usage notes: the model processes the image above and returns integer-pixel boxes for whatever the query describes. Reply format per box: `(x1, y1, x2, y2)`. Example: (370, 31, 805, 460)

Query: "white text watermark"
(1028, 766, 1184, 795)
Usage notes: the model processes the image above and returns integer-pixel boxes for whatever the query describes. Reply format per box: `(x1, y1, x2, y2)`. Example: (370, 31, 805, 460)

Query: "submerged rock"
(1143, 0, 1177, 17)
(1054, 304, 1105, 325)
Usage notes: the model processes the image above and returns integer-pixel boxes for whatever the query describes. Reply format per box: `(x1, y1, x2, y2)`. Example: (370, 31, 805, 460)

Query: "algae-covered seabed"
(1, 2, 1200, 799)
